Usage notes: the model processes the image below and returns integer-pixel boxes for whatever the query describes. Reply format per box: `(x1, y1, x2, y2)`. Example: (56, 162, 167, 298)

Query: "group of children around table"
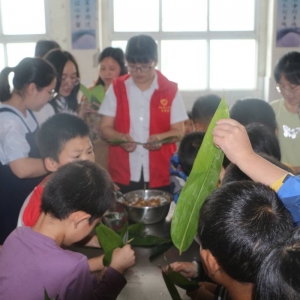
(1, 34, 300, 300)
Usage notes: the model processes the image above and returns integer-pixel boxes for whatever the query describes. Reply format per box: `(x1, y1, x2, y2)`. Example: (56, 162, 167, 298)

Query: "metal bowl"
(117, 189, 173, 224)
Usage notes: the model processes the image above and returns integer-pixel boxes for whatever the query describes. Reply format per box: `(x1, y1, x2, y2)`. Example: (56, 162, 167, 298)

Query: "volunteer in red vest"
(99, 34, 187, 193)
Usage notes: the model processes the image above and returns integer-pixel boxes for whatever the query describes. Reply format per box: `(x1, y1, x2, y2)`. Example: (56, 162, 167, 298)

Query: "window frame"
(102, 0, 267, 105)
(0, 0, 49, 66)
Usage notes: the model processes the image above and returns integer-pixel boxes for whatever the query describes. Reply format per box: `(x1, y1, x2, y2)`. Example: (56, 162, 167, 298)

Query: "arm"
(212, 119, 288, 185)
(9, 157, 47, 178)
(88, 255, 105, 273)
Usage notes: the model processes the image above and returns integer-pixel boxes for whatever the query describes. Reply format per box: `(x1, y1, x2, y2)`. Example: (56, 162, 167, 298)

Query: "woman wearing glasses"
(271, 51, 300, 174)
(0, 57, 57, 243)
(99, 34, 188, 193)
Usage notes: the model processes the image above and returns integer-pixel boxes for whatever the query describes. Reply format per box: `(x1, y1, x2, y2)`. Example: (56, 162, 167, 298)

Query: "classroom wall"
(46, 0, 296, 108)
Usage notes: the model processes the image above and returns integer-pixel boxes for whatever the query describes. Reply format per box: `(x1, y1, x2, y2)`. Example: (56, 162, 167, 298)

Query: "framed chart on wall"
(276, 0, 300, 47)
(70, 0, 96, 50)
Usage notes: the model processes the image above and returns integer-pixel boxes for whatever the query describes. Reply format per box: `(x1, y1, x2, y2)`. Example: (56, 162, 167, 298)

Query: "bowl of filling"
(117, 189, 173, 224)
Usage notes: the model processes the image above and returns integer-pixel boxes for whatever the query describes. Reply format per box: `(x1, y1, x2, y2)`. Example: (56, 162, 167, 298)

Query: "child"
(18, 113, 95, 228)
(212, 118, 300, 226)
(254, 227, 300, 300)
(99, 34, 187, 193)
(170, 181, 293, 300)
(0, 57, 57, 243)
(184, 111, 195, 135)
(0, 161, 135, 299)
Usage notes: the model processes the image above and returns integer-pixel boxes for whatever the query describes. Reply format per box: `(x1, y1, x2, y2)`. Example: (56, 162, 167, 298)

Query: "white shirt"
(99, 73, 188, 182)
(33, 103, 55, 126)
(0, 103, 37, 165)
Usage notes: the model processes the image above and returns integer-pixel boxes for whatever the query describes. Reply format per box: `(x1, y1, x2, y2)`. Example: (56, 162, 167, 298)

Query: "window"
(107, 0, 259, 93)
(0, 0, 47, 67)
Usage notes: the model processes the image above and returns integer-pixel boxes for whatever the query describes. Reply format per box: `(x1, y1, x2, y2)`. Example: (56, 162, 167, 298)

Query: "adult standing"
(0, 57, 57, 243)
(271, 52, 300, 174)
(99, 35, 187, 193)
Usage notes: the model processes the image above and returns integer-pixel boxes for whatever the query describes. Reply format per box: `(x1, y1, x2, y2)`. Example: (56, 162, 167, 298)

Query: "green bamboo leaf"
(79, 83, 92, 101)
(128, 234, 170, 247)
(91, 85, 105, 104)
(118, 221, 128, 243)
(128, 222, 145, 235)
(95, 223, 124, 265)
(107, 139, 129, 145)
(161, 268, 182, 300)
(171, 98, 229, 253)
(166, 269, 199, 292)
(149, 240, 174, 262)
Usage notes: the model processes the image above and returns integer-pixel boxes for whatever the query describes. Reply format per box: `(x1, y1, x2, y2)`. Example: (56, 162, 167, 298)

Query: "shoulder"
(269, 98, 283, 108)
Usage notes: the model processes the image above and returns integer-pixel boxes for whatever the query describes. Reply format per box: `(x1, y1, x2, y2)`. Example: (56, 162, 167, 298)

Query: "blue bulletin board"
(70, 0, 96, 50)
(276, 0, 300, 47)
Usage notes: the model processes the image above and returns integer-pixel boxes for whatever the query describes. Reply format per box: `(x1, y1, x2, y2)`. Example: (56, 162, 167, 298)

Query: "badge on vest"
(159, 98, 171, 113)
(283, 125, 300, 139)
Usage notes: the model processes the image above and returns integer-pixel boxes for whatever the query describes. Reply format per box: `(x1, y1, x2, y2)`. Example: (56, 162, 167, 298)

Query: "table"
(71, 220, 201, 300)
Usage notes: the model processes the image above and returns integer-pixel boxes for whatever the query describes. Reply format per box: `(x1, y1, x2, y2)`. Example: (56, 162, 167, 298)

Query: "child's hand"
(212, 119, 254, 165)
(110, 245, 136, 274)
(167, 262, 197, 278)
(119, 134, 137, 152)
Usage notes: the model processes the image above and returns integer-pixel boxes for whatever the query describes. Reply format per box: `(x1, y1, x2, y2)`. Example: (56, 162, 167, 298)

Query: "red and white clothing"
(99, 71, 187, 187)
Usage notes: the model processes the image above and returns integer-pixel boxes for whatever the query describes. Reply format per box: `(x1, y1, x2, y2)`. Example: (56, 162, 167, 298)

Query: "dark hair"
(222, 153, 293, 185)
(44, 49, 80, 113)
(274, 51, 300, 85)
(34, 40, 61, 58)
(187, 111, 192, 119)
(36, 113, 90, 161)
(95, 47, 127, 86)
(178, 132, 205, 175)
(191, 94, 221, 125)
(0, 57, 57, 102)
(246, 122, 281, 161)
(254, 227, 300, 300)
(198, 181, 293, 283)
(230, 98, 277, 133)
(125, 35, 158, 64)
(41, 160, 115, 223)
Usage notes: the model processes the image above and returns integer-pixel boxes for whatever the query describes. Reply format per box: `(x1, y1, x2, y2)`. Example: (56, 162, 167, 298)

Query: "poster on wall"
(276, 0, 300, 47)
(70, 0, 96, 50)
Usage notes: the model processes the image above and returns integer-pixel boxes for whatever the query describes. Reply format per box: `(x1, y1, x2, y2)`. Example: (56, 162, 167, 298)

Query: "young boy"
(171, 181, 293, 300)
(18, 113, 95, 228)
(0, 161, 135, 299)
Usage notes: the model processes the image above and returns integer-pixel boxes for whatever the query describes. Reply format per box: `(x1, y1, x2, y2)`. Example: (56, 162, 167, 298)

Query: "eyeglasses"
(61, 76, 80, 86)
(276, 84, 300, 96)
(126, 62, 155, 73)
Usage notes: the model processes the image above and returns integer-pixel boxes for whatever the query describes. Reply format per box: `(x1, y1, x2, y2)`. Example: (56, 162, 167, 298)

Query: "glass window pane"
(7, 43, 36, 67)
(0, 44, 5, 72)
(161, 40, 207, 90)
(111, 40, 128, 53)
(114, 0, 159, 32)
(210, 40, 256, 90)
(1, 0, 46, 34)
(162, 0, 207, 32)
(209, 0, 255, 31)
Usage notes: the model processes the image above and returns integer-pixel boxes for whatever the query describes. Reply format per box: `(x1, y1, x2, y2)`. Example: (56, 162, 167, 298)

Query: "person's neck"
(3, 93, 27, 116)
(284, 100, 299, 114)
(134, 76, 155, 92)
(225, 280, 253, 300)
(32, 213, 66, 246)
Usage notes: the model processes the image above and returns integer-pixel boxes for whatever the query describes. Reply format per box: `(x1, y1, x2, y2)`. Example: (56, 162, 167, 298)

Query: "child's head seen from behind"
(41, 160, 115, 244)
(198, 181, 293, 285)
(36, 114, 94, 172)
(192, 94, 221, 132)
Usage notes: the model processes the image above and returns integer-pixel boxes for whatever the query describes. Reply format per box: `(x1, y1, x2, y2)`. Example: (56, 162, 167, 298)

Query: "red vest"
(109, 70, 177, 188)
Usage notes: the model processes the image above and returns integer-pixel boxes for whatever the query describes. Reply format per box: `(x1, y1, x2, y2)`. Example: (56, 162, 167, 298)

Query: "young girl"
(0, 57, 57, 243)
(99, 35, 188, 193)
(34, 49, 88, 124)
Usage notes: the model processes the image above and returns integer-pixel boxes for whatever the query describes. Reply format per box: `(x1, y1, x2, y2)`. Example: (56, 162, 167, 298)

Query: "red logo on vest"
(159, 98, 170, 113)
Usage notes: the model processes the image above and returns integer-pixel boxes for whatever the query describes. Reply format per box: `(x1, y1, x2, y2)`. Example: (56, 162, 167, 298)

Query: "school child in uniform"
(0, 161, 135, 300)
(99, 34, 188, 194)
(0, 57, 57, 244)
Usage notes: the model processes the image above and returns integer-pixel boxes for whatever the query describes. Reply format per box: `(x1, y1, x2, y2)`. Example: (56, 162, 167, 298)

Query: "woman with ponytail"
(0, 57, 57, 243)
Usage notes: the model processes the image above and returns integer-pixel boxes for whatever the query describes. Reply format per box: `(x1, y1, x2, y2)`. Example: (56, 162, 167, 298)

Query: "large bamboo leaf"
(95, 223, 124, 266)
(166, 269, 199, 291)
(171, 98, 229, 253)
(161, 269, 182, 300)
